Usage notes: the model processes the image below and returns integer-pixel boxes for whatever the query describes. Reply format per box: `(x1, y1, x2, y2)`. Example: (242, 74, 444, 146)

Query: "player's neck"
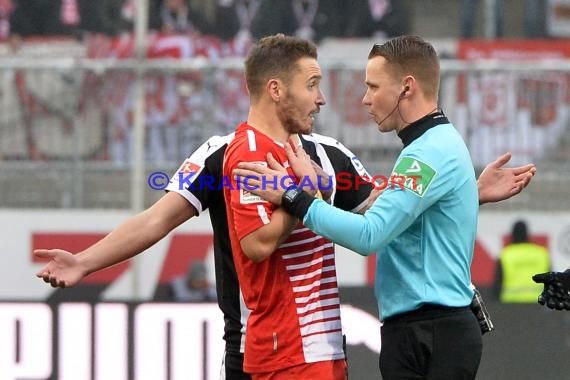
(247, 106, 290, 144)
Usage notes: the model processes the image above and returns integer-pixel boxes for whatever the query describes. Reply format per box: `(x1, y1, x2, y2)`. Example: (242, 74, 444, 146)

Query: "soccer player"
(222, 34, 351, 379)
(35, 129, 373, 380)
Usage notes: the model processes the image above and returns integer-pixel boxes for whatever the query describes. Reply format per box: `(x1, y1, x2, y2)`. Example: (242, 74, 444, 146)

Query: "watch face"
(284, 188, 301, 203)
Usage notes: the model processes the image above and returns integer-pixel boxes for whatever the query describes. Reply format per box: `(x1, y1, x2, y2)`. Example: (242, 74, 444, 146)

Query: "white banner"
(1, 210, 569, 299)
(0, 301, 381, 380)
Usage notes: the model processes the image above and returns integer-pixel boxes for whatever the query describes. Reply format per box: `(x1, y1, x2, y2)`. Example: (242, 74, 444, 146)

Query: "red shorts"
(253, 359, 347, 380)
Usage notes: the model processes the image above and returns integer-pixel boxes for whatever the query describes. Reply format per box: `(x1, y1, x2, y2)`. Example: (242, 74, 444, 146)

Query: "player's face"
(362, 56, 402, 133)
(277, 57, 326, 135)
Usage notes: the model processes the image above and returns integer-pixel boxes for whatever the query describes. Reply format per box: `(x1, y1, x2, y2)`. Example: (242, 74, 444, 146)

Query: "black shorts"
(380, 304, 482, 380)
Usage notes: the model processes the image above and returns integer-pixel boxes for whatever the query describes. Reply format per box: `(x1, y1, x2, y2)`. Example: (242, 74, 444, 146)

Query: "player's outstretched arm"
(35, 192, 197, 288)
(477, 152, 536, 205)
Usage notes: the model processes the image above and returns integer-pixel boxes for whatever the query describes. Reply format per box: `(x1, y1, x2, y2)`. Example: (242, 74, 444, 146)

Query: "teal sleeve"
(303, 185, 424, 255)
(303, 150, 454, 255)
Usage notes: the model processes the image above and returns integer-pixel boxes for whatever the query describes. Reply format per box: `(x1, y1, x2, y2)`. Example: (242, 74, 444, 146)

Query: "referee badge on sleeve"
(391, 157, 437, 197)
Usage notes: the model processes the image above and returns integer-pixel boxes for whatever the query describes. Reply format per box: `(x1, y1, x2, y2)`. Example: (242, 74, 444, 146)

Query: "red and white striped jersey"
(223, 122, 345, 373)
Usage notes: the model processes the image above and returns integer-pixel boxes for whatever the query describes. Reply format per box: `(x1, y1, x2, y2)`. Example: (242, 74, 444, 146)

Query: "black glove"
(532, 269, 570, 311)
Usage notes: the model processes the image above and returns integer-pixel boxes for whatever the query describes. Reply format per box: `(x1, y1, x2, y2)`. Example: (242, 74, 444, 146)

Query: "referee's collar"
(397, 110, 449, 147)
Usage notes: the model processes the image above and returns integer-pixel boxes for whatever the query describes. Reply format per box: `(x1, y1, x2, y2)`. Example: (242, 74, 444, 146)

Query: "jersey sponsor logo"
(392, 157, 436, 197)
(240, 189, 267, 204)
(238, 161, 268, 204)
(178, 160, 203, 175)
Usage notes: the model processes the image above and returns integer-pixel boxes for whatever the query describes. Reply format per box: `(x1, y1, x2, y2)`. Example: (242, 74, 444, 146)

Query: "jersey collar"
(397, 110, 449, 147)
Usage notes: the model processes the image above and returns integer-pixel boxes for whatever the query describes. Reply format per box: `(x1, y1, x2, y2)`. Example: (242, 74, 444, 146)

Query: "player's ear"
(267, 79, 281, 102)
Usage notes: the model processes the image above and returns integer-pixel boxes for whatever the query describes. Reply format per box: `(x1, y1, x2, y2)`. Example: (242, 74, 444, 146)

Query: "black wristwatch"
(282, 187, 304, 208)
(281, 187, 317, 218)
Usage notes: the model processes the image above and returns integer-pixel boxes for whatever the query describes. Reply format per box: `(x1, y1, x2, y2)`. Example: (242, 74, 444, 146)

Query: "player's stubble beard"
(277, 91, 314, 136)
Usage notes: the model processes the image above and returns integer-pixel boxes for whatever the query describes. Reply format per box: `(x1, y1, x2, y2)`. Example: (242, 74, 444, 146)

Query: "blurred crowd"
(0, 0, 411, 44)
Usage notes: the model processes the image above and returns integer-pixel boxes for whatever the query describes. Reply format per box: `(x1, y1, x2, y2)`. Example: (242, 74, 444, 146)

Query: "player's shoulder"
(201, 133, 235, 152)
(228, 125, 275, 155)
(188, 132, 234, 163)
(303, 132, 342, 148)
(302, 133, 355, 155)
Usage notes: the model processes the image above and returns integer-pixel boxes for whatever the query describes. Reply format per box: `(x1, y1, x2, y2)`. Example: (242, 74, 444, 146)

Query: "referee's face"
(363, 56, 402, 133)
(277, 57, 326, 136)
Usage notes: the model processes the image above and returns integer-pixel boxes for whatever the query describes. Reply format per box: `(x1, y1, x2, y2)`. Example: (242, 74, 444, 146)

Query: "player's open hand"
(283, 140, 318, 191)
(477, 152, 536, 204)
(34, 249, 87, 288)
